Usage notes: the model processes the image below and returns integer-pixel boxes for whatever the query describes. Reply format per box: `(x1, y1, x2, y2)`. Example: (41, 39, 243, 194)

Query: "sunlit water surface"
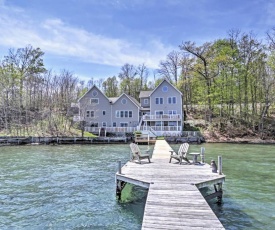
(0, 143, 275, 229)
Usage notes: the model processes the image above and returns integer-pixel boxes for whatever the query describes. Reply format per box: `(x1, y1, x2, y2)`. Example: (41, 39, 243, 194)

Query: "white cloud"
(0, 3, 172, 69)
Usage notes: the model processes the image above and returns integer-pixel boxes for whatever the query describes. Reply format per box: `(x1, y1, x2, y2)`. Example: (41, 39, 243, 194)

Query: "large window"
(91, 98, 99, 104)
(115, 110, 133, 118)
(113, 122, 117, 127)
(168, 97, 176, 104)
(155, 97, 163, 104)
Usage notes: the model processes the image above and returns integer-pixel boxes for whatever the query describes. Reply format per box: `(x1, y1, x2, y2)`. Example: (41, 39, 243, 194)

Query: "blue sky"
(0, 0, 274, 81)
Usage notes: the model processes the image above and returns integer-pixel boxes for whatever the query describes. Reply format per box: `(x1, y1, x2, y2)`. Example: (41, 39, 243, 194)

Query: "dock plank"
(116, 140, 225, 229)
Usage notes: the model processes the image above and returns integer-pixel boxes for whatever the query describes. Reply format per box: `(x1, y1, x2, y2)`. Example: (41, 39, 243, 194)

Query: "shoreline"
(1, 135, 275, 146)
(204, 138, 275, 144)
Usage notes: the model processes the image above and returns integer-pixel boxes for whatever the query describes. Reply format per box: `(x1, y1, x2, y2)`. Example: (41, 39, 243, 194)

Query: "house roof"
(113, 93, 140, 108)
(150, 79, 182, 96)
(77, 85, 109, 102)
(129, 95, 141, 107)
(108, 97, 119, 103)
(139, 90, 152, 98)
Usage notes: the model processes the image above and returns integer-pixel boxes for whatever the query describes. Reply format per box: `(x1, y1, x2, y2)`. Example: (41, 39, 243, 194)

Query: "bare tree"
(158, 50, 181, 84)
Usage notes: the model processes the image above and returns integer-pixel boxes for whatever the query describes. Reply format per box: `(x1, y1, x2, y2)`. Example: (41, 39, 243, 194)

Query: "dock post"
(218, 156, 222, 175)
(200, 147, 205, 163)
(118, 160, 122, 174)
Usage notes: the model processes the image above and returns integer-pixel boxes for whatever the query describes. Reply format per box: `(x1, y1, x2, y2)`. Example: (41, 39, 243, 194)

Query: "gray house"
(75, 79, 183, 136)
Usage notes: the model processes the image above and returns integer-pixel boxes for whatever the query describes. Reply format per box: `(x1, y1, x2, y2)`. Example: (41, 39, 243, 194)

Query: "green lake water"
(0, 143, 275, 229)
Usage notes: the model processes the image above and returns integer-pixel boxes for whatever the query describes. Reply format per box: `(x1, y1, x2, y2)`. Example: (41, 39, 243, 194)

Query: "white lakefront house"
(74, 79, 184, 136)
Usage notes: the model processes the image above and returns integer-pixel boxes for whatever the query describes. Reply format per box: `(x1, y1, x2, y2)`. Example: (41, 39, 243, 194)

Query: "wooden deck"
(116, 140, 225, 229)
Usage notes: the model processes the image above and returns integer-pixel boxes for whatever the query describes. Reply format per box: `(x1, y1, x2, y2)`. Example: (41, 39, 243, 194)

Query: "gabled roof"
(139, 90, 152, 98)
(108, 97, 119, 103)
(113, 93, 141, 108)
(77, 85, 109, 102)
(150, 79, 182, 96)
(129, 95, 141, 107)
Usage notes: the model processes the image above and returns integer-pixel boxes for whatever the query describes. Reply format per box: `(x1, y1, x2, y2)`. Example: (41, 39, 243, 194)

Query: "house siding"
(150, 81, 182, 117)
(111, 94, 140, 127)
(140, 97, 150, 108)
(79, 86, 112, 126)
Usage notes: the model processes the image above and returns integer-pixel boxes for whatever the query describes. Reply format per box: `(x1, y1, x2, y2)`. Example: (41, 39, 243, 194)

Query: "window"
(162, 86, 168, 92)
(103, 110, 106, 115)
(91, 122, 98, 127)
(86, 110, 94, 117)
(156, 97, 163, 104)
(113, 122, 116, 127)
(156, 121, 163, 126)
(168, 121, 177, 126)
(168, 97, 176, 104)
(168, 110, 177, 115)
(91, 98, 99, 104)
(115, 110, 133, 118)
(144, 99, 148, 104)
(121, 98, 127, 104)
(102, 122, 107, 127)
(92, 90, 98, 96)
(120, 122, 128, 127)
(155, 111, 164, 116)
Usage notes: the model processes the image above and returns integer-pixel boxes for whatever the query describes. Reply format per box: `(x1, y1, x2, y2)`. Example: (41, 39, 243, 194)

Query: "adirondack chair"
(130, 143, 151, 164)
(169, 143, 190, 164)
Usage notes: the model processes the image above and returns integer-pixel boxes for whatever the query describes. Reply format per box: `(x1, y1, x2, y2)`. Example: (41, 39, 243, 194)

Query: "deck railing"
(143, 114, 181, 120)
(85, 127, 137, 133)
(140, 126, 181, 132)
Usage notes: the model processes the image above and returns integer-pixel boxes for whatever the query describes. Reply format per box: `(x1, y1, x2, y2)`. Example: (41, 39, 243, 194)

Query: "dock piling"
(118, 160, 122, 174)
(201, 147, 205, 163)
(218, 156, 222, 175)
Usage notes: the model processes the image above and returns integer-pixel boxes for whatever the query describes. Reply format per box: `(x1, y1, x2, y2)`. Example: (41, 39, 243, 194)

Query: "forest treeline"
(1, 29, 275, 138)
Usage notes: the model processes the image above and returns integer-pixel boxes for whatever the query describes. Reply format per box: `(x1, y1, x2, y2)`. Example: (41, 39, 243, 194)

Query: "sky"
(0, 0, 275, 81)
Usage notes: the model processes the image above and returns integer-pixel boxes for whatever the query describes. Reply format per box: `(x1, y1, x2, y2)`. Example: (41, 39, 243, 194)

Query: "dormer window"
(144, 99, 148, 104)
(121, 98, 127, 104)
(162, 86, 168, 92)
(92, 90, 98, 97)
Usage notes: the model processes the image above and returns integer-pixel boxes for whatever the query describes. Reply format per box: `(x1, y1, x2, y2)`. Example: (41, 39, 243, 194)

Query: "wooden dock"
(116, 140, 225, 229)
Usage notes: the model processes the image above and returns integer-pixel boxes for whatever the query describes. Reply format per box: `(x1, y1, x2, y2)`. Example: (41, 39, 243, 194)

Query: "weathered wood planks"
(116, 140, 225, 229)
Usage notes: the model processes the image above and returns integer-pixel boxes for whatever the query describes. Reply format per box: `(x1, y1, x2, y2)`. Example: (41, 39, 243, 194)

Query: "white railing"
(85, 127, 137, 133)
(143, 114, 181, 120)
(140, 126, 182, 132)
